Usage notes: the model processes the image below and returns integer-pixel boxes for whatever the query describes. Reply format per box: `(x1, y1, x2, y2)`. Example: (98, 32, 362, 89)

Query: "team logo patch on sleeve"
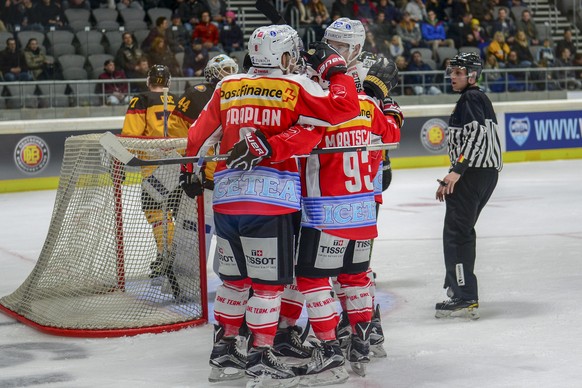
(194, 85, 207, 92)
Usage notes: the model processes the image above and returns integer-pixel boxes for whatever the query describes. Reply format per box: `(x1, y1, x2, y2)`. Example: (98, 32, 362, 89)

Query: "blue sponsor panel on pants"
(506, 110, 582, 151)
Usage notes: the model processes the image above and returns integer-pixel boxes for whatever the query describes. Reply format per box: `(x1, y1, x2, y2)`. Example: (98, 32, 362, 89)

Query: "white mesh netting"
(0, 134, 207, 336)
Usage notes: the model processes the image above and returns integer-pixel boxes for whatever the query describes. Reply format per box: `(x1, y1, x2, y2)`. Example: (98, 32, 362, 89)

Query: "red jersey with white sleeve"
(185, 67, 360, 216)
(300, 94, 400, 240)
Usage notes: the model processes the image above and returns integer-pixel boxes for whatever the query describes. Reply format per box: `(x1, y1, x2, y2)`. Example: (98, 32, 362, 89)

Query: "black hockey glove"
(179, 164, 204, 198)
(381, 97, 403, 128)
(363, 57, 399, 101)
(302, 42, 347, 81)
(382, 155, 392, 192)
(226, 130, 272, 171)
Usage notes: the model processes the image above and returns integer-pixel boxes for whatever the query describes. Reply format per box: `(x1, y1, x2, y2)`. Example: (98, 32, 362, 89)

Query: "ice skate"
(294, 340, 348, 386)
(435, 298, 479, 320)
(346, 322, 371, 377)
(273, 325, 313, 361)
(370, 304, 386, 358)
(245, 346, 300, 388)
(335, 311, 351, 351)
(208, 325, 246, 382)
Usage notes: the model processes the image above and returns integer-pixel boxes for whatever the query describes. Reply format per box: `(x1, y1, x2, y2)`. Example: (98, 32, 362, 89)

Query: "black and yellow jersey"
(122, 91, 177, 137)
(168, 82, 215, 138)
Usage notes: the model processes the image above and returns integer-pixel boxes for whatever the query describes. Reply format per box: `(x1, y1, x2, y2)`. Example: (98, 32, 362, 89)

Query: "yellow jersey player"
(121, 64, 180, 296)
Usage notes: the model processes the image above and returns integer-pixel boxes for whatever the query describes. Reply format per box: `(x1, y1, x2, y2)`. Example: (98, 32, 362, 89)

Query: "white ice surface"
(1, 160, 581, 388)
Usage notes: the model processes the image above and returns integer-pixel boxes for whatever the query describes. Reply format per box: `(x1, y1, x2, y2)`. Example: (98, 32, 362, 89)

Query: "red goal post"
(0, 134, 208, 337)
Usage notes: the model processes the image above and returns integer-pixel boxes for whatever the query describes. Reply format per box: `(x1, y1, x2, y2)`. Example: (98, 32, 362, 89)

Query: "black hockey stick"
(99, 132, 399, 167)
(255, 0, 286, 24)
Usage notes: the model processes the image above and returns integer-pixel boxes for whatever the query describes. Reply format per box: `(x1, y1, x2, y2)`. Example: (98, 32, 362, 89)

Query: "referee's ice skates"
(346, 322, 371, 377)
(293, 340, 348, 386)
(208, 325, 246, 382)
(245, 346, 300, 388)
(435, 298, 480, 320)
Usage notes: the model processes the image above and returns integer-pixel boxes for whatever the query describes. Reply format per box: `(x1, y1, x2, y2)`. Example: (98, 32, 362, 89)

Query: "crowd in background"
(0, 0, 581, 95)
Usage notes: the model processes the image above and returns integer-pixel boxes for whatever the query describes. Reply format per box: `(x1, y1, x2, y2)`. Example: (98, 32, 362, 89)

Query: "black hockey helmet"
(447, 52, 483, 79)
(147, 64, 171, 88)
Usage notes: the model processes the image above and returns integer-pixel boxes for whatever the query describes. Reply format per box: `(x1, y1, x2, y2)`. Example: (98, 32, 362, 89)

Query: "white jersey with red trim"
(346, 61, 368, 93)
(300, 94, 400, 240)
(185, 67, 360, 216)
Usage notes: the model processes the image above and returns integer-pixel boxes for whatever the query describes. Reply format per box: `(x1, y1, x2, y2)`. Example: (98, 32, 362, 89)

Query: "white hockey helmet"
(248, 24, 301, 72)
(204, 54, 239, 83)
(323, 18, 365, 64)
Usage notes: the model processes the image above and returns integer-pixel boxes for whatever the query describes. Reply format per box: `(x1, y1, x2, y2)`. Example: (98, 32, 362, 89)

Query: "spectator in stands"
(219, 10, 243, 54)
(450, 0, 470, 21)
(142, 17, 181, 54)
(435, 57, 453, 93)
(353, 0, 376, 25)
(23, 38, 53, 80)
(331, 0, 355, 19)
(425, 0, 447, 23)
(116, 32, 144, 79)
(33, 0, 66, 31)
(553, 47, 581, 90)
(511, 30, 534, 67)
(0, 37, 33, 81)
(148, 36, 182, 76)
(484, 54, 506, 92)
(448, 12, 474, 49)
(396, 11, 423, 54)
(305, 0, 330, 24)
(406, 50, 441, 94)
(488, 31, 511, 67)
(375, 0, 400, 30)
(12, 0, 44, 32)
(371, 12, 394, 43)
(169, 12, 189, 53)
(182, 37, 208, 77)
(468, 0, 488, 20)
(116, 0, 144, 10)
(421, 9, 455, 59)
(207, 0, 226, 24)
(469, 18, 489, 49)
(306, 13, 328, 42)
(515, 9, 539, 46)
(363, 30, 381, 55)
(537, 38, 555, 67)
(386, 34, 406, 60)
(479, 9, 495, 38)
(556, 28, 577, 57)
(401, 0, 426, 23)
(393, 54, 409, 95)
(284, 0, 310, 25)
(504, 50, 527, 91)
(97, 59, 130, 105)
(573, 53, 582, 85)
(492, 7, 516, 44)
(192, 11, 219, 51)
(177, 0, 210, 34)
(131, 56, 149, 92)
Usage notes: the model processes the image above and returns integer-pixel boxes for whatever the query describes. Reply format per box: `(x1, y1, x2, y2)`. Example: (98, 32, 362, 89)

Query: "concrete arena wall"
(1, 100, 582, 193)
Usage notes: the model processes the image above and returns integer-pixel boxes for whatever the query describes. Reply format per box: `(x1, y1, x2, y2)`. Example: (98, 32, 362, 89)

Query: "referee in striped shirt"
(434, 52, 503, 320)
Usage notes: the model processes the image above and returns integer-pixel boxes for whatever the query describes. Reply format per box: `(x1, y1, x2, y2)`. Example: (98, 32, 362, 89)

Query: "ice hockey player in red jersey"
(180, 24, 360, 386)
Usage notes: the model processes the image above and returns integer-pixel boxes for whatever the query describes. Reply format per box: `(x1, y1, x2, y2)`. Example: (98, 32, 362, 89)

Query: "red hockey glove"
(381, 97, 403, 128)
(303, 42, 347, 81)
(226, 130, 272, 171)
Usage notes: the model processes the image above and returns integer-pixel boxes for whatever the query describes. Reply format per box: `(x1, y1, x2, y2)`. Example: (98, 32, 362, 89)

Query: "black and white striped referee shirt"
(447, 86, 503, 175)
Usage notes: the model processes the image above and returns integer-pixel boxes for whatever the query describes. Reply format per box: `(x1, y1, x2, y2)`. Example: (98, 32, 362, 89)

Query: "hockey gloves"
(180, 164, 204, 198)
(382, 155, 392, 192)
(303, 42, 347, 81)
(226, 130, 272, 171)
(381, 97, 404, 128)
(363, 57, 399, 101)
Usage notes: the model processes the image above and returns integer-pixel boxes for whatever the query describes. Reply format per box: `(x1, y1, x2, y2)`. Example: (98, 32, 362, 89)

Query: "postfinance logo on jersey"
(219, 79, 299, 109)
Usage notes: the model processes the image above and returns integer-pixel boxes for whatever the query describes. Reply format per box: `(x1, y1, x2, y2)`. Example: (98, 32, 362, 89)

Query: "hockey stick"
(255, 0, 286, 24)
(99, 132, 399, 167)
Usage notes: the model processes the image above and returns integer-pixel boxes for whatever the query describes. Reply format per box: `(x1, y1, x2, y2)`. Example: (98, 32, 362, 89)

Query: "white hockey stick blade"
(208, 366, 246, 382)
(99, 132, 399, 167)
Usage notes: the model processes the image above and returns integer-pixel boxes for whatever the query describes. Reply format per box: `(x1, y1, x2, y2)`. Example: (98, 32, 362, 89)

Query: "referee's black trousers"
(443, 168, 498, 301)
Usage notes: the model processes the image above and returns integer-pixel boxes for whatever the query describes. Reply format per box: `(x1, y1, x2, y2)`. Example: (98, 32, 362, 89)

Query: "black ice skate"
(293, 340, 348, 386)
(370, 304, 387, 358)
(346, 322, 371, 377)
(335, 311, 351, 351)
(208, 325, 246, 383)
(435, 298, 479, 320)
(149, 253, 165, 279)
(273, 325, 313, 360)
(245, 346, 300, 388)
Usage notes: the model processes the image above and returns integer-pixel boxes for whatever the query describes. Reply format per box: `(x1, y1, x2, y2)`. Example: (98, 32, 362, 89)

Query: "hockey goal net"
(0, 134, 207, 337)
